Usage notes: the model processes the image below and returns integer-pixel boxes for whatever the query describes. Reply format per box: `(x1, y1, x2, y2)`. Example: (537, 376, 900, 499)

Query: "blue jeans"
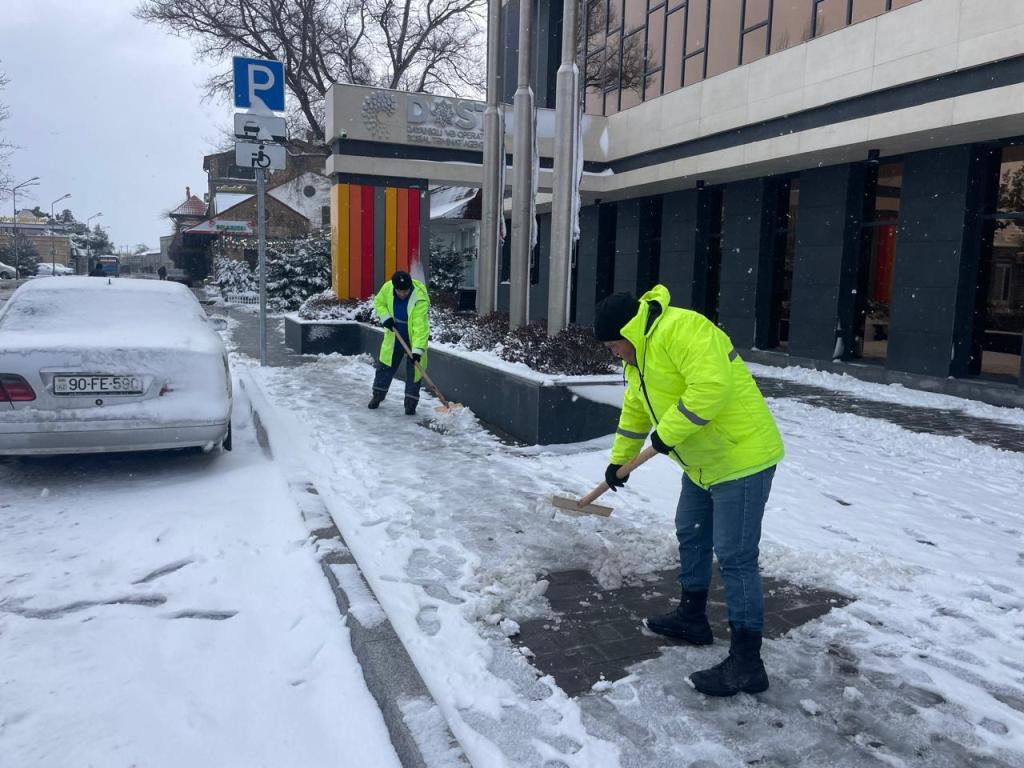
(675, 467, 776, 632)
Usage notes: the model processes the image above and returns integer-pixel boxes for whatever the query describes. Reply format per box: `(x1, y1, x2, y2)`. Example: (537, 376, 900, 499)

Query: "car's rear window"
(0, 282, 204, 334)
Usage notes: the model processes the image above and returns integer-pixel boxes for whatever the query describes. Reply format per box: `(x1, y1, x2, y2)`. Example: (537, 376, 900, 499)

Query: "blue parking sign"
(233, 57, 285, 112)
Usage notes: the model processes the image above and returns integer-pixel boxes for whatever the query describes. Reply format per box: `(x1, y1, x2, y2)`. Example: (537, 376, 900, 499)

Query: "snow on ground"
(248, 350, 1024, 768)
(0, 389, 401, 768)
(748, 362, 1024, 428)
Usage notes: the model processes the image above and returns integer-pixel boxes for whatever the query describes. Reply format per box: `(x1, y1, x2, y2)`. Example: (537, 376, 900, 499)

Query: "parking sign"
(233, 57, 285, 112)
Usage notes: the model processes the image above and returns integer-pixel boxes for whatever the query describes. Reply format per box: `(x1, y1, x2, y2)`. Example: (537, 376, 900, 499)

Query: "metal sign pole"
(257, 167, 268, 366)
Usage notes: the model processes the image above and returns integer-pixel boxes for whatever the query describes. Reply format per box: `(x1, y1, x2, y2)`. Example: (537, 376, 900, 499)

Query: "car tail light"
(0, 374, 36, 402)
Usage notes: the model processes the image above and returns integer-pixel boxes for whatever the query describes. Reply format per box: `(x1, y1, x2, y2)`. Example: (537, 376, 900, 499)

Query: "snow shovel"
(390, 328, 462, 413)
(552, 445, 660, 518)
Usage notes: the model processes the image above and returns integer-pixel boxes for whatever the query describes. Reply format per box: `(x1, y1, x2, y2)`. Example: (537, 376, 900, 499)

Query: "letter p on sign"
(233, 57, 285, 113)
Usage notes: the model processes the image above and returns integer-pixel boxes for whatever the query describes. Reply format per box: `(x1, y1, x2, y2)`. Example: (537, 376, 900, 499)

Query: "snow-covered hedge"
(212, 256, 257, 295)
(297, 290, 617, 376)
(213, 234, 331, 311)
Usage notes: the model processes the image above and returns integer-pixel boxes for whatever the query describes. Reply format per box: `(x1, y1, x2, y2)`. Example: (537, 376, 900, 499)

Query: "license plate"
(53, 375, 144, 396)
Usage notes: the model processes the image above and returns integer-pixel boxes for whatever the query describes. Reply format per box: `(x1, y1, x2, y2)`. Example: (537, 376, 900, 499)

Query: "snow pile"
(297, 290, 374, 322)
(211, 255, 256, 296)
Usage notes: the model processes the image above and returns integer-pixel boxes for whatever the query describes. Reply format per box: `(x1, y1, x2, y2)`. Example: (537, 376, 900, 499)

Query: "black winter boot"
(688, 623, 769, 697)
(368, 393, 384, 409)
(404, 397, 418, 415)
(644, 589, 714, 645)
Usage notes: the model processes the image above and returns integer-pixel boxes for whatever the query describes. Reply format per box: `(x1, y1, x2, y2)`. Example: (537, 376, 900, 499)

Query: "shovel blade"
(551, 494, 613, 517)
(433, 403, 464, 414)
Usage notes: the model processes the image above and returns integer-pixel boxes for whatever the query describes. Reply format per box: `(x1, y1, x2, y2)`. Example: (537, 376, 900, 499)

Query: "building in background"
(430, 186, 481, 293)
(322, 0, 1024, 400)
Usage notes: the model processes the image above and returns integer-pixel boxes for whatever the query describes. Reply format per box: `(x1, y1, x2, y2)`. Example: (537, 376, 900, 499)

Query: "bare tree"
(135, 0, 485, 142)
(0, 68, 13, 198)
(579, 0, 644, 95)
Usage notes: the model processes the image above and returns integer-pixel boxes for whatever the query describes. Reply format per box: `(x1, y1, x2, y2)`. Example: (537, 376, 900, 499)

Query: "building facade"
(325, 0, 1024, 400)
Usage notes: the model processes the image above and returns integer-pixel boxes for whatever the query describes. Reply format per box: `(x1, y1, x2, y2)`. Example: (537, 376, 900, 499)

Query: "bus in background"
(97, 255, 120, 277)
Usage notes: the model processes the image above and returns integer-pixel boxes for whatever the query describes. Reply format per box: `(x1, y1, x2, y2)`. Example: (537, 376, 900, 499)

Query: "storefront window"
(856, 162, 902, 362)
(769, 178, 800, 349)
(978, 145, 1024, 380)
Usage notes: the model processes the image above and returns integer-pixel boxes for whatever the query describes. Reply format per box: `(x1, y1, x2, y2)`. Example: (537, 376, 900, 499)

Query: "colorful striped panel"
(348, 184, 361, 299)
(361, 186, 375, 298)
(408, 189, 421, 277)
(334, 183, 350, 300)
(385, 187, 398, 278)
(396, 189, 409, 273)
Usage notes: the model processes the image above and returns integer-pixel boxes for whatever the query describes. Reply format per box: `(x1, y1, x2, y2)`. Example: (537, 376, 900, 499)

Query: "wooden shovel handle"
(577, 445, 660, 508)
(389, 326, 451, 410)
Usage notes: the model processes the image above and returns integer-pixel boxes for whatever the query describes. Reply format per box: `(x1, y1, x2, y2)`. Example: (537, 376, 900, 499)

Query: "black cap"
(391, 271, 412, 291)
(594, 292, 640, 341)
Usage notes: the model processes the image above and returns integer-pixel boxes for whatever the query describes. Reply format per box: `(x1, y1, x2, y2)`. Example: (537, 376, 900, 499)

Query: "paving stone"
(516, 568, 850, 697)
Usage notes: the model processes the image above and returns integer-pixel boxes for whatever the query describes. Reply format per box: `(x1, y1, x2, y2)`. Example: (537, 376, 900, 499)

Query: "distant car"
(36, 262, 75, 276)
(0, 261, 16, 279)
(0, 277, 232, 456)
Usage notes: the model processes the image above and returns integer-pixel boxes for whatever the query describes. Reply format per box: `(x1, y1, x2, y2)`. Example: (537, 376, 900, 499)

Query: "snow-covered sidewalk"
(246, 350, 1024, 768)
(0, 390, 401, 768)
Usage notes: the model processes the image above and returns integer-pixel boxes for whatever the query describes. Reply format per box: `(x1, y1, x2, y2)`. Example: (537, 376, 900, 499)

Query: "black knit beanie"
(391, 271, 412, 291)
(593, 292, 640, 341)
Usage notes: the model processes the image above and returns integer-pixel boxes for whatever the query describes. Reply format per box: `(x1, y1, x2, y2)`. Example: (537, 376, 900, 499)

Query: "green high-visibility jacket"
(373, 278, 430, 380)
(610, 284, 784, 490)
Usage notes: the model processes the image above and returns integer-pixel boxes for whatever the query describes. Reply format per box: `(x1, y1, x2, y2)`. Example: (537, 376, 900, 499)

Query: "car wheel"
(222, 423, 233, 452)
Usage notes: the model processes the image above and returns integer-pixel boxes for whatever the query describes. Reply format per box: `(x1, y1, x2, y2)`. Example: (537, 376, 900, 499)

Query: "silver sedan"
(0, 277, 232, 455)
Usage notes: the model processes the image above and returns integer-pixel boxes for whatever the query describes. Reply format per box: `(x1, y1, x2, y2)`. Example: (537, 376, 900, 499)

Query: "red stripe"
(361, 185, 374, 298)
(408, 190, 420, 276)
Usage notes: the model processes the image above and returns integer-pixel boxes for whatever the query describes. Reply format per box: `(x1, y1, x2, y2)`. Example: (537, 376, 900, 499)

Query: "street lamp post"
(10, 177, 40, 277)
(50, 193, 71, 274)
(86, 212, 102, 274)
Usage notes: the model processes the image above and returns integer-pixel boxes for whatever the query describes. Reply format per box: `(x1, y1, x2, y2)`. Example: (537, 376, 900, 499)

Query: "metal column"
(509, 0, 535, 328)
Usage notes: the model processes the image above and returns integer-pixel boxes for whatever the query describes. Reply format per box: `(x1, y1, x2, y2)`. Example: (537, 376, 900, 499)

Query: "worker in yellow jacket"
(593, 285, 784, 697)
(369, 270, 430, 415)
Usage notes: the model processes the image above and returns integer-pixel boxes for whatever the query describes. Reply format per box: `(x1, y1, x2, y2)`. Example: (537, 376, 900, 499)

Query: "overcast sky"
(1, 0, 231, 251)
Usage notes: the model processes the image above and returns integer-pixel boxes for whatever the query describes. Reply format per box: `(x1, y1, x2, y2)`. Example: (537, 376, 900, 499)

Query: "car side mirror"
(209, 317, 229, 332)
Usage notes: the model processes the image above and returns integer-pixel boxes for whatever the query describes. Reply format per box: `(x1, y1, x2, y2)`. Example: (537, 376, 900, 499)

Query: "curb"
(242, 373, 470, 768)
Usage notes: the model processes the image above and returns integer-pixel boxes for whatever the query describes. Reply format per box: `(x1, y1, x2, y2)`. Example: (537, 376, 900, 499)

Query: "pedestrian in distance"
(89, 262, 106, 277)
(368, 270, 430, 416)
(593, 285, 784, 697)
(157, 265, 168, 280)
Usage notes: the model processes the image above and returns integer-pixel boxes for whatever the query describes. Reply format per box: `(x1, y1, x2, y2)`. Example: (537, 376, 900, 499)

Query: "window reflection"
(856, 162, 902, 362)
(978, 145, 1024, 380)
(582, 0, 922, 115)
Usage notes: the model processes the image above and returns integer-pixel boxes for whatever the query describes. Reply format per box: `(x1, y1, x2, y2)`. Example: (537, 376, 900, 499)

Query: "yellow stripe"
(335, 184, 350, 299)
(385, 187, 397, 277)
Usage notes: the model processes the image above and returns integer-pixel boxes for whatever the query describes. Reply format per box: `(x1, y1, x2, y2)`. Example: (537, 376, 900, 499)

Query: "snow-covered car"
(0, 260, 17, 279)
(36, 262, 75, 276)
(0, 277, 232, 455)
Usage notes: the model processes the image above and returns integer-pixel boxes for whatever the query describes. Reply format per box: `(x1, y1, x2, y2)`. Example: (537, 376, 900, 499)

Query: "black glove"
(412, 353, 421, 363)
(650, 430, 672, 455)
(382, 317, 395, 331)
(605, 463, 629, 491)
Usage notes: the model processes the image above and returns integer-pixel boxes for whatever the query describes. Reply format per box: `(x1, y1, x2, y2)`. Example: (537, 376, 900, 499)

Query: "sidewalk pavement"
(225, 308, 1024, 768)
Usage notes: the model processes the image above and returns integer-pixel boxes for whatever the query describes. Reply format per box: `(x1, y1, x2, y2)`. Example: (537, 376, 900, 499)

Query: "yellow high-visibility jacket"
(373, 278, 430, 379)
(610, 284, 784, 490)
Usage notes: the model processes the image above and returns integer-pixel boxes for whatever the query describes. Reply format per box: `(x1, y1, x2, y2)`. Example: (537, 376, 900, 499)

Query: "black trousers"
(372, 340, 422, 402)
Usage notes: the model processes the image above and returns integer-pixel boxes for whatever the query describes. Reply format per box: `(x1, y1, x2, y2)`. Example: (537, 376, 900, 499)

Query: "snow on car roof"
(0, 277, 219, 351)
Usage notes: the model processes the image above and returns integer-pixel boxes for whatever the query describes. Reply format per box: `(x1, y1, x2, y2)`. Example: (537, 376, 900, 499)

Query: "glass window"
(686, 0, 707, 52)
(856, 162, 903, 362)
(647, 6, 665, 72)
(770, 0, 812, 52)
(645, 70, 663, 99)
(890, 0, 920, 8)
(604, 89, 620, 115)
(585, 83, 604, 114)
(621, 83, 642, 109)
(668, 0, 685, 10)
(664, 9, 685, 92)
(744, 0, 770, 27)
(741, 26, 768, 65)
(852, 0, 886, 23)
(604, 33, 621, 91)
(606, 0, 624, 33)
(978, 145, 1024, 380)
(684, 53, 705, 86)
(706, 0, 741, 77)
(624, 0, 647, 32)
(815, 0, 847, 37)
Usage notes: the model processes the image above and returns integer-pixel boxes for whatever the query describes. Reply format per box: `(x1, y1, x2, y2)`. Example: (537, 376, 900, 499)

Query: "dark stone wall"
(659, 189, 700, 309)
(530, 213, 551, 322)
(788, 164, 866, 360)
(719, 179, 776, 348)
(888, 146, 976, 377)
(575, 206, 600, 327)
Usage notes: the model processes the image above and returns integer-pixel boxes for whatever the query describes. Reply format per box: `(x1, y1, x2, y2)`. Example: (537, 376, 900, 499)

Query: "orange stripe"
(385, 188, 397, 277)
(349, 184, 361, 299)
(396, 189, 409, 272)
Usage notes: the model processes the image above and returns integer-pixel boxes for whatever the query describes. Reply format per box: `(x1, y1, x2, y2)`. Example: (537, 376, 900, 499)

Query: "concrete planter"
(284, 315, 621, 444)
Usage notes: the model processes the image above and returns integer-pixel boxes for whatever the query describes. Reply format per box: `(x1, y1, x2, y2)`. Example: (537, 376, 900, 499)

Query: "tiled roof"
(170, 195, 207, 218)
